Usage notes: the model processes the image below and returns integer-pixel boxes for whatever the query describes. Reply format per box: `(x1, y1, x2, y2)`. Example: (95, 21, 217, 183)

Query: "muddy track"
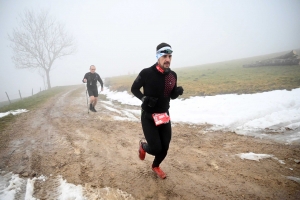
(0, 85, 299, 199)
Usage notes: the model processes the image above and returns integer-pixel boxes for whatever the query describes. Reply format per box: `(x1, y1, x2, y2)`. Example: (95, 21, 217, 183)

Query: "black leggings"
(141, 110, 172, 167)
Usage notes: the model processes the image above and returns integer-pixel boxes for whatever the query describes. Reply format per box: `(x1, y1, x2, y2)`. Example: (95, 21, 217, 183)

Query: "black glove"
(175, 86, 184, 95)
(142, 96, 158, 107)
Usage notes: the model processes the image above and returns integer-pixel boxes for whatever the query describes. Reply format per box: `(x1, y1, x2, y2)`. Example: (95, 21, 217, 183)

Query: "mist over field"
(1, 0, 300, 102)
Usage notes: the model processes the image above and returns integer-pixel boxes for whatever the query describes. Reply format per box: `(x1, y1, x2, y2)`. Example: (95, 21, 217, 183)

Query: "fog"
(1, 0, 300, 102)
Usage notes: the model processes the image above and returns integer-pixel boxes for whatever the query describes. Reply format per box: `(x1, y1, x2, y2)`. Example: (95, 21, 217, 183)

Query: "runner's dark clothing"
(83, 72, 103, 89)
(131, 63, 180, 113)
(141, 110, 172, 167)
(131, 63, 180, 167)
(83, 72, 103, 97)
(87, 88, 99, 97)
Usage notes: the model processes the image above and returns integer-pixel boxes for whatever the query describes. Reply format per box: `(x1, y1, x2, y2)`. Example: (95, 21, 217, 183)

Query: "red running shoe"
(152, 167, 166, 179)
(139, 140, 146, 160)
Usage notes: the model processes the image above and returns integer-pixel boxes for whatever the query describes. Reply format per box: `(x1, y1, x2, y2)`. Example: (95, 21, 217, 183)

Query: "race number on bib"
(152, 113, 170, 126)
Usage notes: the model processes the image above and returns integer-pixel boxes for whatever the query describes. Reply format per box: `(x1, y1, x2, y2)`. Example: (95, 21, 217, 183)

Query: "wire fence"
(0, 87, 44, 107)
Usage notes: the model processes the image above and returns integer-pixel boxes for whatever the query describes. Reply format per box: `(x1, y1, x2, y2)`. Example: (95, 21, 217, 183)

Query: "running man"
(131, 42, 184, 179)
(82, 65, 104, 112)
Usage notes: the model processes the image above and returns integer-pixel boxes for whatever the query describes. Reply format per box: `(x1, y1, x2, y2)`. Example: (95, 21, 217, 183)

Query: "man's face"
(90, 66, 96, 73)
(158, 54, 172, 70)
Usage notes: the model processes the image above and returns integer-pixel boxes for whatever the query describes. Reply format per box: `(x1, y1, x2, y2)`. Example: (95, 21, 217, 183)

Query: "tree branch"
(8, 9, 77, 89)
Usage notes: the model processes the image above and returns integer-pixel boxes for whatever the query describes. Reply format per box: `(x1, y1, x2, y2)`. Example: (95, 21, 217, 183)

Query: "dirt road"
(0, 85, 299, 199)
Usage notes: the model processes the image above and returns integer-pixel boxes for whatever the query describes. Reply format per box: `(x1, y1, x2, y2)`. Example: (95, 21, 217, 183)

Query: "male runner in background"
(82, 65, 104, 112)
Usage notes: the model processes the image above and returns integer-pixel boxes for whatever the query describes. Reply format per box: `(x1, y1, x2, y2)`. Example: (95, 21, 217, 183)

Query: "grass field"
(105, 50, 300, 98)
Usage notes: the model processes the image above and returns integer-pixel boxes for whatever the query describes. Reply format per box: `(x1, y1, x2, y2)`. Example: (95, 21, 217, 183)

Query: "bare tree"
(9, 10, 76, 89)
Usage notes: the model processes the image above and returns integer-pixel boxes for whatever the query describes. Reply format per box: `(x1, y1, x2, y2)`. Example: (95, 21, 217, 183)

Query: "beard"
(160, 63, 171, 74)
(164, 68, 170, 74)
(159, 61, 170, 69)
(157, 59, 171, 74)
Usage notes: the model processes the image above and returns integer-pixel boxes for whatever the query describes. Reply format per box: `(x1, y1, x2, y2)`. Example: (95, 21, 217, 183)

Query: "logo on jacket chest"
(164, 74, 176, 97)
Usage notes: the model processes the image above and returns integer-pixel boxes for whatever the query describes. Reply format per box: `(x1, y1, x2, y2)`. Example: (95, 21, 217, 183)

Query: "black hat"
(156, 42, 171, 51)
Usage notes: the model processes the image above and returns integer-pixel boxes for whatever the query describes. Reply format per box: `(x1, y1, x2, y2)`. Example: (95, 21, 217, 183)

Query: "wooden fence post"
(19, 90, 22, 100)
(5, 92, 11, 104)
(32, 88, 33, 96)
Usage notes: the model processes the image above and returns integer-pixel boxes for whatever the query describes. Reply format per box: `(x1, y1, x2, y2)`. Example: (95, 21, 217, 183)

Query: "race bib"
(152, 113, 170, 126)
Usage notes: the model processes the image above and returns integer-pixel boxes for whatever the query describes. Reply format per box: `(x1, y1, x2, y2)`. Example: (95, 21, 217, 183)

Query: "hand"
(83, 78, 87, 83)
(175, 86, 184, 95)
(142, 96, 158, 107)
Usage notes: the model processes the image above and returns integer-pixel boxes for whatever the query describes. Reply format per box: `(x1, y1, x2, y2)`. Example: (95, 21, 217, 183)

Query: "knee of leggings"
(153, 146, 169, 155)
(151, 146, 162, 155)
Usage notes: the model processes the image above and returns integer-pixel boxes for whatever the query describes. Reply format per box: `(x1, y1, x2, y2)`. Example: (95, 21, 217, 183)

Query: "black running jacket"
(131, 63, 180, 113)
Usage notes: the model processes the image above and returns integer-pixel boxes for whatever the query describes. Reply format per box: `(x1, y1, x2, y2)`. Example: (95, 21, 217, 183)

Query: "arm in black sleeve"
(131, 74, 144, 100)
(170, 83, 180, 99)
(170, 72, 180, 99)
(97, 75, 104, 88)
(82, 73, 88, 83)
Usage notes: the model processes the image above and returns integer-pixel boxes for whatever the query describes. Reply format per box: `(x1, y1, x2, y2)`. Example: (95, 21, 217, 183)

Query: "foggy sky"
(1, 0, 300, 102)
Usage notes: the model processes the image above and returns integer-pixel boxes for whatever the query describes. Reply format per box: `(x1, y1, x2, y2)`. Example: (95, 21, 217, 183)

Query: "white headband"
(156, 46, 173, 60)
